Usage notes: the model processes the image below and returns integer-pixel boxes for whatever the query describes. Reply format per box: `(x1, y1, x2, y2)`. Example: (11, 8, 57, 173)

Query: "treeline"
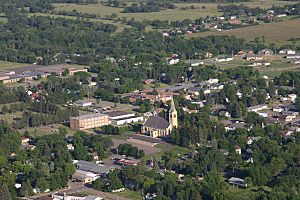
(217, 4, 266, 16)
(122, 1, 176, 13)
(0, 126, 75, 198)
(73, 131, 113, 160)
(117, 143, 145, 158)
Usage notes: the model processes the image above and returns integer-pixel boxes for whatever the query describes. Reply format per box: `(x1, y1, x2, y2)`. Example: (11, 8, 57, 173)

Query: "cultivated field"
(188, 18, 300, 43)
(53, 1, 296, 21)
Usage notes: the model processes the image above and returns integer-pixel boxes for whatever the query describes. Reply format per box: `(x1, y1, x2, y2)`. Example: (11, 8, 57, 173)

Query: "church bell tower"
(169, 97, 178, 129)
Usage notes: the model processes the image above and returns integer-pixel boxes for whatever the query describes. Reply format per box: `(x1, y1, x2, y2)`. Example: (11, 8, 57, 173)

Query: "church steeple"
(169, 97, 178, 129)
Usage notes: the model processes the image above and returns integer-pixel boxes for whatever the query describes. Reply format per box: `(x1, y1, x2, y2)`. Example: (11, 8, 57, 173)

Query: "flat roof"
(105, 111, 131, 117)
(71, 113, 108, 120)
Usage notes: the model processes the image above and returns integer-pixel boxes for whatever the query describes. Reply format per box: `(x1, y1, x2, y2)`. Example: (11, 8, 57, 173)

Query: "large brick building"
(70, 113, 110, 130)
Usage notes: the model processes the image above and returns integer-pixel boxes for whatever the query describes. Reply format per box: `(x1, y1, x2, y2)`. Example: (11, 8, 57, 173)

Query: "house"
(162, 32, 169, 37)
(248, 61, 270, 66)
(205, 52, 213, 58)
(21, 136, 30, 144)
(215, 57, 233, 62)
(247, 136, 262, 145)
(279, 49, 296, 55)
(285, 54, 300, 59)
(228, 177, 247, 188)
(74, 99, 96, 107)
(168, 58, 180, 65)
(73, 169, 99, 183)
(235, 145, 241, 154)
(144, 79, 155, 85)
(287, 94, 297, 102)
(273, 107, 283, 113)
(142, 98, 178, 138)
(258, 49, 273, 55)
(247, 104, 268, 113)
(290, 59, 300, 64)
(190, 60, 204, 66)
(245, 54, 263, 61)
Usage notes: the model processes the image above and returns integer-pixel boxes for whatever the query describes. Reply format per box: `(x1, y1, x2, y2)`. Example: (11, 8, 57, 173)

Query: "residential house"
(228, 177, 248, 188)
(279, 49, 296, 55)
(258, 49, 273, 55)
(245, 54, 263, 61)
(247, 104, 268, 113)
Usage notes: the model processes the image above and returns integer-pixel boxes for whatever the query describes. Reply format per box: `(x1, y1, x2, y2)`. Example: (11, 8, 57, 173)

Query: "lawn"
(118, 190, 143, 200)
(0, 61, 28, 70)
(188, 18, 300, 43)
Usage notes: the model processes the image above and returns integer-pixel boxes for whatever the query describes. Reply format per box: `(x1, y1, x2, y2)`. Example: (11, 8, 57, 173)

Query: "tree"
(36, 177, 49, 192)
(0, 183, 12, 200)
(1, 105, 8, 114)
(20, 180, 33, 197)
(93, 178, 106, 191)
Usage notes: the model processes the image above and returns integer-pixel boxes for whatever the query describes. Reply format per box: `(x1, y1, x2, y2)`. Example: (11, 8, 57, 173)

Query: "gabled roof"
(144, 116, 170, 130)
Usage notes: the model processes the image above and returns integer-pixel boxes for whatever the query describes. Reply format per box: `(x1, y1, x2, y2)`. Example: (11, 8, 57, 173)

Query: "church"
(141, 98, 178, 138)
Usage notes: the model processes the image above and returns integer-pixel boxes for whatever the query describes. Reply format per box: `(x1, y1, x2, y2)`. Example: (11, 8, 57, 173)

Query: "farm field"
(188, 18, 300, 43)
(53, 1, 297, 21)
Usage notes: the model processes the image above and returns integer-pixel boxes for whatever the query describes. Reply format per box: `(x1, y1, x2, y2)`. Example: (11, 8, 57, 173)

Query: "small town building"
(70, 113, 110, 130)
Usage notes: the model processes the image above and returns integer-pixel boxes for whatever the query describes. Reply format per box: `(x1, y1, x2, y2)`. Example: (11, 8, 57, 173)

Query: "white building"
(106, 111, 144, 126)
(247, 104, 268, 113)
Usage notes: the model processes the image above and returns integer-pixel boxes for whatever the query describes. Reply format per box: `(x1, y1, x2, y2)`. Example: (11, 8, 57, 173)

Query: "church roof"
(144, 116, 170, 130)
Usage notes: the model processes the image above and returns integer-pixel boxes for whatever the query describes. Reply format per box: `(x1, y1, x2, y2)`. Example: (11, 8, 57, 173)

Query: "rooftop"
(71, 113, 108, 120)
(144, 116, 170, 130)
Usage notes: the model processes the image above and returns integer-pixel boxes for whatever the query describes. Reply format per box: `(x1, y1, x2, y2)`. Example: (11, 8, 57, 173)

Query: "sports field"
(53, 1, 296, 21)
(188, 18, 300, 43)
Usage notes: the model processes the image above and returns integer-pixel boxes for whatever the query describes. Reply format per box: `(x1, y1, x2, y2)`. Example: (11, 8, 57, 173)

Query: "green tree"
(0, 183, 12, 200)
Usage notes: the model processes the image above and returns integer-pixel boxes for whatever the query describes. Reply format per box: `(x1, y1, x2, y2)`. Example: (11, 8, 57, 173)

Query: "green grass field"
(53, 1, 296, 22)
(188, 18, 300, 43)
(0, 61, 27, 69)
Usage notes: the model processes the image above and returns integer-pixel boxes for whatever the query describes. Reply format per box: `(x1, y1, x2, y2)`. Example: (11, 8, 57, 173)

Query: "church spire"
(169, 97, 178, 129)
(170, 97, 176, 112)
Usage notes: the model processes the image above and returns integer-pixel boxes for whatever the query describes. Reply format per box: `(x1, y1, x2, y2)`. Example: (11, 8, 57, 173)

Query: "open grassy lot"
(188, 18, 300, 43)
(53, 1, 296, 21)
(53, 2, 221, 21)
(0, 61, 28, 70)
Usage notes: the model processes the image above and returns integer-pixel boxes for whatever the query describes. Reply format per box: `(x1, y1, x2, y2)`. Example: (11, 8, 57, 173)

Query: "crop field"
(53, 1, 296, 21)
(188, 18, 300, 43)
